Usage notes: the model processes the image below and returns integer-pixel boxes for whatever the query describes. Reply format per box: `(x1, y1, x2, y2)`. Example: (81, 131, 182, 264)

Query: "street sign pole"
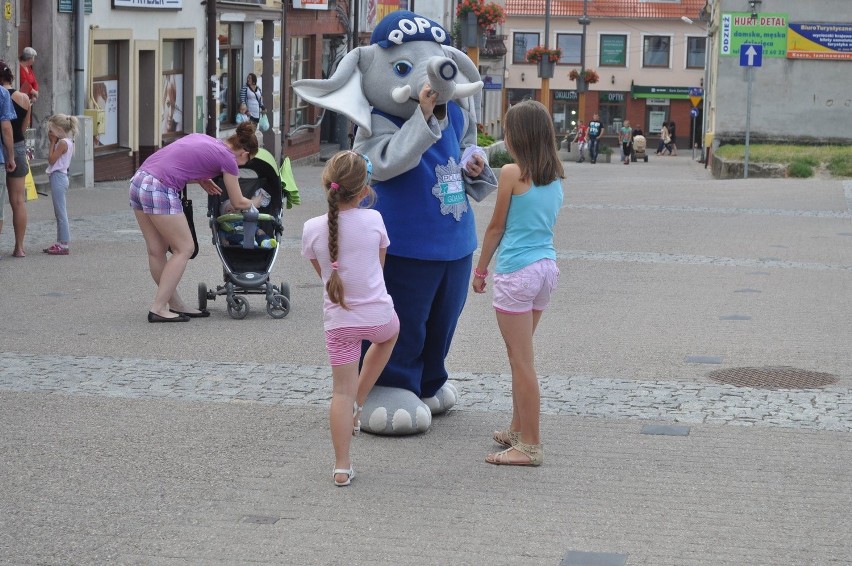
(739, 44, 762, 179)
(744, 65, 753, 179)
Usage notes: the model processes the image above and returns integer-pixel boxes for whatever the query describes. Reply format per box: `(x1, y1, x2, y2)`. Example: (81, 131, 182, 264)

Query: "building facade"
(501, 0, 709, 148)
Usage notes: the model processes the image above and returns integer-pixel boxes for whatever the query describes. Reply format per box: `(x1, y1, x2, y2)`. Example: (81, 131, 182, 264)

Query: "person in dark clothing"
(0, 60, 30, 257)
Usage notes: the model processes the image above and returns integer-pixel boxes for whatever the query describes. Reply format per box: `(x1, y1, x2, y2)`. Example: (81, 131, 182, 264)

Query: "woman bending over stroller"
(130, 122, 258, 322)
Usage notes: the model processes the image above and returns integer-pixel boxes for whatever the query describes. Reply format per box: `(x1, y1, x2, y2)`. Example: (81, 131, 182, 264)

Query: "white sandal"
(333, 467, 355, 487)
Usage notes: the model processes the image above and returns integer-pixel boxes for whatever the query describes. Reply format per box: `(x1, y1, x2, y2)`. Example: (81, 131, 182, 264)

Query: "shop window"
(556, 33, 581, 65)
(599, 34, 627, 67)
(643, 35, 671, 68)
(552, 101, 578, 137)
(687, 36, 706, 69)
(162, 39, 186, 137)
(218, 23, 244, 127)
(289, 36, 311, 128)
(92, 41, 121, 148)
(507, 89, 535, 106)
(598, 93, 627, 134)
(512, 32, 539, 64)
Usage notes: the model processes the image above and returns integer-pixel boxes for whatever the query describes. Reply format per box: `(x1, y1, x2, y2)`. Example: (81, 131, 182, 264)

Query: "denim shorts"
(6, 142, 30, 178)
(325, 311, 399, 367)
(492, 258, 560, 314)
(128, 170, 183, 215)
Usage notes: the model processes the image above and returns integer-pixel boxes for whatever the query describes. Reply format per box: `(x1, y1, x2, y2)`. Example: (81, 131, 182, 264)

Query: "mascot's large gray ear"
(444, 45, 484, 124)
(292, 48, 375, 136)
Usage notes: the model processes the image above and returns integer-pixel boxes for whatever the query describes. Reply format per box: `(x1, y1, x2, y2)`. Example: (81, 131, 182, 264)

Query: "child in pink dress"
(301, 151, 399, 487)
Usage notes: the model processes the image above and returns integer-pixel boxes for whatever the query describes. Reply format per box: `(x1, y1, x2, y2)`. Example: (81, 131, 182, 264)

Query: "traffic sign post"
(740, 44, 762, 179)
(688, 87, 703, 160)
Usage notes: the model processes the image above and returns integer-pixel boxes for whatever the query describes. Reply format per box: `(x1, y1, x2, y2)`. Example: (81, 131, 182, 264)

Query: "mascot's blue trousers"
(364, 253, 472, 398)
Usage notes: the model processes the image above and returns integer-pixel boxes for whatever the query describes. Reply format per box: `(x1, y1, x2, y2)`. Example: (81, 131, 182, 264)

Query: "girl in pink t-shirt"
(301, 151, 399, 487)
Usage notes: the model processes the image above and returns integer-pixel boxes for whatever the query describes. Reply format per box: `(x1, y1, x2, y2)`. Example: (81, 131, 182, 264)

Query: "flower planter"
(461, 12, 479, 47)
(538, 59, 554, 79)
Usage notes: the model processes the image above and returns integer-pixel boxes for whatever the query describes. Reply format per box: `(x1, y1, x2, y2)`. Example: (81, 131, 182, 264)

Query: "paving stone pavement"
(1, 157, 850, 564)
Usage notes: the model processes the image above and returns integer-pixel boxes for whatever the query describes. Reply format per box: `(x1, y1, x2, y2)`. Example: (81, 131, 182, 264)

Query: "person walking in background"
(587, 113, 604, 164)
(657, 122, 673, 156)
(472, 100, 565, 467)
(573, 119, 588, 163)
(668, 121, 679, 156)
(130, 122, 257, 322)
(0, 64, 17, 258)
(301, 151, 399, 486)
(18, 48, 38, 104)
(44, 114, 78, 256)
(239, 73, 264, 125)
(619, 119, 633, 165)
(0, 61, 31, 257)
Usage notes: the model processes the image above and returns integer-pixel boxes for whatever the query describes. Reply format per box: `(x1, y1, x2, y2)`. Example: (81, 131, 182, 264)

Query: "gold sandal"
(485, 441, 543, 466)
(492, 429, 520, 448)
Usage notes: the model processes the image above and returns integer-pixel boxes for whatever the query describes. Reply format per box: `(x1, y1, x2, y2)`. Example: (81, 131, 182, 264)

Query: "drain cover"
(708, 366, 837, 389)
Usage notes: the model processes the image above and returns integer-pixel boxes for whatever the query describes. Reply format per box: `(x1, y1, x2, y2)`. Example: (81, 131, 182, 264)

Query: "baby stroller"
(198, 148, 291, 319)
(632, 134, 649, 162)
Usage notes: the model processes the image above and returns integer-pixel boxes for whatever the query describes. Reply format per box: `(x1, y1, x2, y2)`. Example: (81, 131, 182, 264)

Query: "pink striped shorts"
(325, 311, 400, 366)
(128, 170, 183, 215)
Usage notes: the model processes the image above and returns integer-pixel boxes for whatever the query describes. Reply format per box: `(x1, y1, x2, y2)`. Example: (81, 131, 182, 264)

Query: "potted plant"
(456, 0, 506, 38)
(526, 46, 561, 79)
(568, 68, 600, 91)
(526, 46, 562, 64)
(598, 142, 613, 163)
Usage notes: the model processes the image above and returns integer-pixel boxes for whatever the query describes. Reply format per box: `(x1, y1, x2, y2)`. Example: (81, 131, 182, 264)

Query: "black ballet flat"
(169, 309, 211, 318)
(148, 311, 190, 323)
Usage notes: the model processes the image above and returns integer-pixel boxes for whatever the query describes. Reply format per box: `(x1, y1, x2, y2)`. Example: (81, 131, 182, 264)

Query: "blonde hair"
(320, 150, 376, 310)
(47, 114, 79, 139)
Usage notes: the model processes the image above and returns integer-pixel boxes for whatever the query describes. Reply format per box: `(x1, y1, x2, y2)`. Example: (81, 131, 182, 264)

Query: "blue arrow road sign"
(740, 44, 763, 67)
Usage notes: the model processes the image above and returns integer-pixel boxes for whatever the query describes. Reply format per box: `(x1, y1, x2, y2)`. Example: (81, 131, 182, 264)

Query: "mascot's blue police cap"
(370, 11, 450, 49)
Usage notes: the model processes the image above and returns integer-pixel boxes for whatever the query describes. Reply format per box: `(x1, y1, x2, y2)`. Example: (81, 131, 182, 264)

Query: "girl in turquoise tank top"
(472, 100, 565, 467)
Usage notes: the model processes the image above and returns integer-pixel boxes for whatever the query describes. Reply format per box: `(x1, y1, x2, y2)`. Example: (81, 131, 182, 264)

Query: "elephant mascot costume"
(293, 11, 497, 435)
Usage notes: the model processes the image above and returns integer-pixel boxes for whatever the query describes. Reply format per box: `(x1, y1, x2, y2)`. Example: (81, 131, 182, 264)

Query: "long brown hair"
(226, 122, 259, 158)
(504, 100, 564, 186)
(321, 151, 375, 309)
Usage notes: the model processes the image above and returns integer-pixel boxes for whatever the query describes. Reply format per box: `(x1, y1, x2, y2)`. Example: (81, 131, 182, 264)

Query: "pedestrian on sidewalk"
(472, 100, 564, 467)
(130, 122, 257, 322)
(301, 150, 399, 487)
(587, 113, 604, 164)
(619, 119, 633, 165)
(44, 114, 78, 256)
(0, 63, 18, 258)
(573, 119, 588, 163)
(668, 121, 679, 156)
(2, 62, 31, 256)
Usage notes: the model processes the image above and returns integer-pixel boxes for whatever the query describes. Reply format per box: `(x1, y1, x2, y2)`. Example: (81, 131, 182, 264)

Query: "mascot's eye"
(392, 60, 414, 77)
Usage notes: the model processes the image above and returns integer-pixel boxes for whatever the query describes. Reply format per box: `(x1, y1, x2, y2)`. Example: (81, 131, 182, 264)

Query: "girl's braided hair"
(321, 151, 375, 309)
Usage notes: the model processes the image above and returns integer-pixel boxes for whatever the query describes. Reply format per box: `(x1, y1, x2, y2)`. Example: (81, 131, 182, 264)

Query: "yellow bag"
(25, 165, 38, 201)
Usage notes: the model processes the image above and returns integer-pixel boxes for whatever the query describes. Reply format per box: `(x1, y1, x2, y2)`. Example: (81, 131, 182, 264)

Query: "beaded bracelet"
(473, 267, 488, 278)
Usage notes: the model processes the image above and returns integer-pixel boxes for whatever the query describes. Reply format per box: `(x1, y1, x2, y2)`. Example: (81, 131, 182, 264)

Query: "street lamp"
(578, 0, 590, 122)
(682, 9, 712, 164)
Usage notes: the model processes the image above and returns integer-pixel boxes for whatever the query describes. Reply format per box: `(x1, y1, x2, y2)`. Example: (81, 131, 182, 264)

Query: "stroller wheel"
(198, 283, 209, 311)
(227, 295, 250, 319)
(267, 294, 290, 319)
(279, 282, 291, 300)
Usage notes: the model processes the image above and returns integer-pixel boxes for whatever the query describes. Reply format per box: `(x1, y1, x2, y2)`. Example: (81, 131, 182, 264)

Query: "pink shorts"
(325, 311, 400, 367)
(493, 258, 560, 314)
(128, 170, 183, 215)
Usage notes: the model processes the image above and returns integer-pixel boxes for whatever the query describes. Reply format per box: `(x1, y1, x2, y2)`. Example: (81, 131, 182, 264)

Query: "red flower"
(456, 0, 506, 31)
(526, 46, 562, 63)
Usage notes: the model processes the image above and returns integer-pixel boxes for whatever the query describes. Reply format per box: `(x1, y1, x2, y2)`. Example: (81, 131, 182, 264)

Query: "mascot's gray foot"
(361, 386, 432, 436)
(421, 382, 458, 415)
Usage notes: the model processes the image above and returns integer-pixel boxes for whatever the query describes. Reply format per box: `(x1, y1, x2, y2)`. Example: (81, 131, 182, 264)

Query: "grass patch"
(827, 154, 852, 177)
(787, 160, 814, 178)
(716, 144, 852, 177)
